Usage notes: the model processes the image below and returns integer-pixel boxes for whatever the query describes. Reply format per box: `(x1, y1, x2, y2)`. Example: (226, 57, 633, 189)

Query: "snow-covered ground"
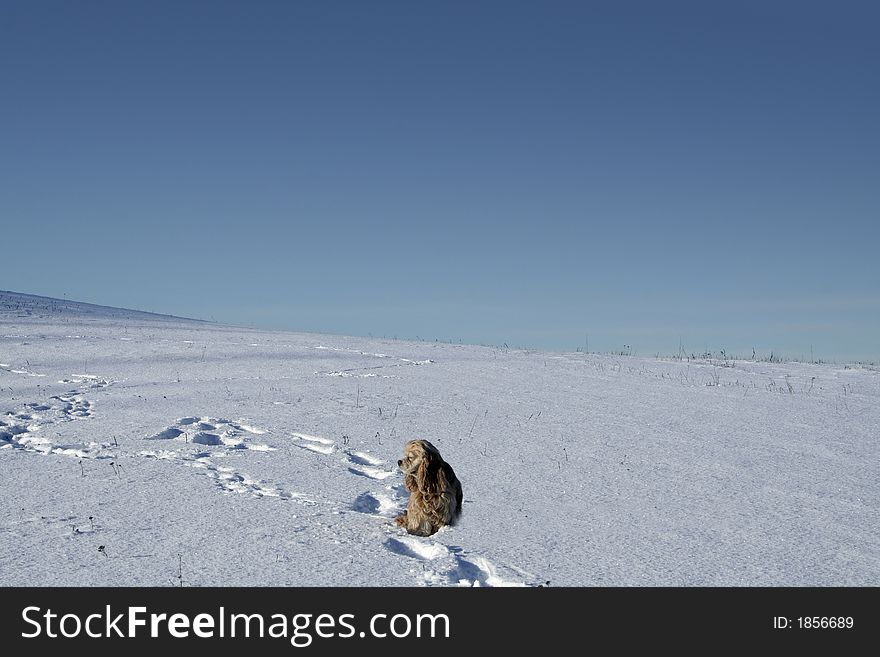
(1, 291, 877, 586)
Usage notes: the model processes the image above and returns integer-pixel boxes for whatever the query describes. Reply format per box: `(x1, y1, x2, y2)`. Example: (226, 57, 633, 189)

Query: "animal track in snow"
(138, 450, 312, 503)
(1, 411, 111, 458)
(314, 345, 434, 365)
(185, 458, 304, 501)
(384, 535, 449, 561)
(320, 369, 395, 379)
(58, 375, 113, 389)
(347, 463, 394, 480)
(444, 551, 527, 587)
(137, 417, 313, 502)
(312, 345, 434, 377)
(347, 451, 384, 467)
(146, 417, 274, 452)
(234, 423, 267, 435)
(1, 377, 116, 459)
(291, 433, 337, 455)
(1, 364, 47, 377)
(345, 450, 395, 480)
(147, 427, 185, 440)
(290, 432, 395, 479)
(352, 493, 382, 514)
(352, 488, 401, 517)
(380, 537, 527, 587)
(49, 393, 93, 419)
(136, 449, 178, 460)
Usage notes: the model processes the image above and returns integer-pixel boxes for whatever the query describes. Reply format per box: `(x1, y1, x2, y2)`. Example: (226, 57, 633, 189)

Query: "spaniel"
(395, 439, 463, 536)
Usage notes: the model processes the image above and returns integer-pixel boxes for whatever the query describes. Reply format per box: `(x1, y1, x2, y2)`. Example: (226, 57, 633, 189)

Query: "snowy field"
(1, 291, 877, 586)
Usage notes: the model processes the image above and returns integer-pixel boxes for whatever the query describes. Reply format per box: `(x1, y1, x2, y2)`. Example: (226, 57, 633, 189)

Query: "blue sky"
(2, 1, 878, 361)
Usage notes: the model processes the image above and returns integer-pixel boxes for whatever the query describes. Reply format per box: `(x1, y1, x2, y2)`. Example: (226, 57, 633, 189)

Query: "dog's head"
(398, 439, 443, 490)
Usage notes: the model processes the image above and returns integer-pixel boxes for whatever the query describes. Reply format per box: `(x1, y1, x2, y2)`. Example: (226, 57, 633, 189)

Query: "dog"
(395, 439, 463, 536)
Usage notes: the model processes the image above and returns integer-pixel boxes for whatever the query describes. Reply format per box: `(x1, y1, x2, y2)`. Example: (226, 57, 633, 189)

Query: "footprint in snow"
(290, 433, 337, 455)
(192, 432, 223, 446)
(351, 489, 401, 517)
(346, 451, 395, 480)
(2, 383, 114, 459)
(384, 536, 449, 561)
(381, 537, 527, 587)
(139, 448, 311, 504)
(445, 551, 528, 588)
(192, 461, 299, 500)
(290, 432, 396, 480)
(49, 393, 93, 419)
(137, 416, 299, 501)
(146, 427, 184, 440)
(146, 417, 274, 451)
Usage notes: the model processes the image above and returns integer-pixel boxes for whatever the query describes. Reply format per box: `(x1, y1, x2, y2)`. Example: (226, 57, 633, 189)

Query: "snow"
(0, 290, 877, 586)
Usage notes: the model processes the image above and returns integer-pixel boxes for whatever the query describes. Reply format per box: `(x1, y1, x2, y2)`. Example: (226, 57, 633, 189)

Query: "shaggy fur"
(395, 439, 463, 536)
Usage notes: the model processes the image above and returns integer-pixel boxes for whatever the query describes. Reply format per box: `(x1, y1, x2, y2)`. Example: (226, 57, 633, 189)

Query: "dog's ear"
(415, 443, 438, 492)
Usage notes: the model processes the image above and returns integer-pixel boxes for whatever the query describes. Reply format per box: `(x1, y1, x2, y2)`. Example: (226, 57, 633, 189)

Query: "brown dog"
(395, 439, 463, 536)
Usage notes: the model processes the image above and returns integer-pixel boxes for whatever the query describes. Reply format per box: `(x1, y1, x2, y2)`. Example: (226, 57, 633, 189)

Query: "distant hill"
(0, 290, 206, 324)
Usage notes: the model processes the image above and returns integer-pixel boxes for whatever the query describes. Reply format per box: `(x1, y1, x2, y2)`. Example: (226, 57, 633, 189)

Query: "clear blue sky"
(2, 1, 878, 361)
